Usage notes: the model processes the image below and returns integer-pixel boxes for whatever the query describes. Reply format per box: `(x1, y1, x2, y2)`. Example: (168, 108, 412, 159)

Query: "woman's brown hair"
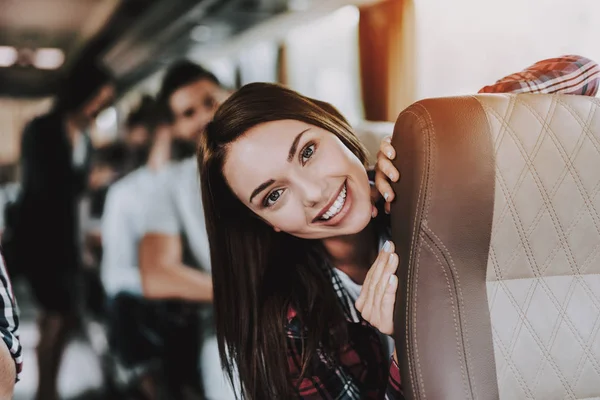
(198, 82, 368, 399)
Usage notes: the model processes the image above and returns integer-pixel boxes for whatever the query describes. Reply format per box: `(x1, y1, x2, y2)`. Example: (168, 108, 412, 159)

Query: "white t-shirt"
(143, 157, 211, 272)
(101, 167, 164, 296)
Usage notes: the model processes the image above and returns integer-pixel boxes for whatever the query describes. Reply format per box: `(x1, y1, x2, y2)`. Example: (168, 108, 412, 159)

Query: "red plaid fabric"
(286, 268, 403, 399)
(478, 55, 600, 96)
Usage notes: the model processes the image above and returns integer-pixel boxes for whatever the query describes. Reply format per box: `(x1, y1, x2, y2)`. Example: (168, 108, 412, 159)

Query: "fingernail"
(383, 241, 391, 252)
(388, 172, 395, 180)
(389, 274, 397, 285)
(371, 207, 377, 218)
(384, 136, 392, 143)
(384, 192, 389, 201)
(387, 151, 393, 158)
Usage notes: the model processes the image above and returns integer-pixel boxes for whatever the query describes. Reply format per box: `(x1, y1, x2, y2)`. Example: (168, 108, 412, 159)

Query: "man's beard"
(125, 144, 151, 172)
(170, 138, 197, 161)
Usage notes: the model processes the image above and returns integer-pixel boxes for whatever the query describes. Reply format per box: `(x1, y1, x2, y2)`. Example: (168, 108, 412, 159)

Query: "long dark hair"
(198, 83, 369, 399)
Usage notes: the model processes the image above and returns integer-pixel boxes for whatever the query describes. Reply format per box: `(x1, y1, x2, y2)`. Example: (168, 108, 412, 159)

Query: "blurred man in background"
(10, 62, 115, 400)
(139, 61, 236, 399)
(101, 97, 172, 399)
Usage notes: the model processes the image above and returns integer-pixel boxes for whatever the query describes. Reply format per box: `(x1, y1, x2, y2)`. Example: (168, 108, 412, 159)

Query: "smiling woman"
(223, 119, 373, 239)
(199, 82, 403, 399)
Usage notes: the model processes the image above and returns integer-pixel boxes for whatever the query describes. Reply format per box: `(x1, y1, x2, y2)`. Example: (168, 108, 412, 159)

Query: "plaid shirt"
(0, 255, 22, 381)
(286, 264, 402, 399)
(478, 55, 600, 95)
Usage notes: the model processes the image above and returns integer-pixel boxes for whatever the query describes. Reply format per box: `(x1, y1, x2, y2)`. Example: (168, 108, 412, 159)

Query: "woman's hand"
(375, 136, 400, 214)
(355, 240, 399, 335)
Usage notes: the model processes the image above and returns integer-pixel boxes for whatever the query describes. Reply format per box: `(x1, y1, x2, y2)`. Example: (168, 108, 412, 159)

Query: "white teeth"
(321, 184, 347, 220)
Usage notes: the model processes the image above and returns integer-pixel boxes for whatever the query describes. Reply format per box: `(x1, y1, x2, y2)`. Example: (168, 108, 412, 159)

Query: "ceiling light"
(190, 25, 212, 43)
(0, 46, 18, 67)
(33, 48, 65, 70)
(96, 107, 118, 131)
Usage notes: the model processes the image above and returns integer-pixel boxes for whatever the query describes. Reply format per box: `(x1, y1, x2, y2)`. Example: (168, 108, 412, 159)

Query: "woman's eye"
(301, 143, 315, 164)
(264, 189, 283, 207)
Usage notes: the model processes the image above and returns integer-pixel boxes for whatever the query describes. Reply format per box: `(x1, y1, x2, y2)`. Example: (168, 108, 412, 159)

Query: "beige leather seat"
(390, 94, 600, 400)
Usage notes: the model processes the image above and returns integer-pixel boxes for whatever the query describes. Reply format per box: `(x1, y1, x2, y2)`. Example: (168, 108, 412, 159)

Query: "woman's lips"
(314, 181, 353, 227)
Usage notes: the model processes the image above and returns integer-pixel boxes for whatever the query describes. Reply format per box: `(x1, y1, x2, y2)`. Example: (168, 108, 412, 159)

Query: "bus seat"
(390, 94, 600, 399)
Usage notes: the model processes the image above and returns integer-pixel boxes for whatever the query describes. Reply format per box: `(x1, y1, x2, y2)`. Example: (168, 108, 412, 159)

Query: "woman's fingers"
(377, 153, 400, 183)
(379, 136, 396, 161)
(380, 274, 398, 335)
(375, 164, 395, 205)
(355, 241, 398, 334)
(356, 244, 386, 311)
(372, 252, 399, 335)
(375, 136, 400, 215)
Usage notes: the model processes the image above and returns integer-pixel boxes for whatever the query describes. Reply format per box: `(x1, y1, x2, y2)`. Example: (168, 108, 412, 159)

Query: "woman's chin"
(324, 203, 373, 238)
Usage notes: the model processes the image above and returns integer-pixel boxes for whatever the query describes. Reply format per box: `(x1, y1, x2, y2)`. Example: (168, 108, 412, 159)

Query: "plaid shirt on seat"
(478, 55, 600, 96)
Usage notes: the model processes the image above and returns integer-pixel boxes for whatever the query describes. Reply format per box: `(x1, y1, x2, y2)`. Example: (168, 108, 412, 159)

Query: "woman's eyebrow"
(250, 179, 275, 203)
(287, 128, 311, 162)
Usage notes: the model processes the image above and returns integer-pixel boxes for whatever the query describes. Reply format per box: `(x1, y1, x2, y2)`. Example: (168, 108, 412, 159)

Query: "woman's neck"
(322, 221, 378, 285)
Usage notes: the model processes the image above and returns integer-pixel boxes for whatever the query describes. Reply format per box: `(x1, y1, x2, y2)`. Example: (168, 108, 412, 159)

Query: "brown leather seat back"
(390, 94, 600, 400)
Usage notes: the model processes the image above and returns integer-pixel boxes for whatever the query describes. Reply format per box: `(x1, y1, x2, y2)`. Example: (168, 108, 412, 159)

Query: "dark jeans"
(107, 293, 203, 397)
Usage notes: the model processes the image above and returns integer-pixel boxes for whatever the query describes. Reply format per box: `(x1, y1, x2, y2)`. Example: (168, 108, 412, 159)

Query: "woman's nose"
(299, 178, 326, 208)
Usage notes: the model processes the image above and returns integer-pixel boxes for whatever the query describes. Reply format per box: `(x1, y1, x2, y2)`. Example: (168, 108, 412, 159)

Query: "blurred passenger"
(0, 251, 22, 398)
(138, 61, 236, 399)
(100, 99, 172, 399)
(122, 95, 157, 174)
(80, 142, 129, 320)
(11, 62, 115, 400)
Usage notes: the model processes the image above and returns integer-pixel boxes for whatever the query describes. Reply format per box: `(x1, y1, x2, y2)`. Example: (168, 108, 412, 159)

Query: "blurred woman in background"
(11, 62, 115, 400)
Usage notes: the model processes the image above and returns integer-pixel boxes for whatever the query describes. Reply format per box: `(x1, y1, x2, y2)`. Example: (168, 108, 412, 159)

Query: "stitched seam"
(489, 318, 537, 399)
(572, 307, 600, 390)
(409, 105, 434, 398)
(421, 237, 470, 399)
(530, 274, 579, 391)
(518, 97, 600, 248)
(483, 97, 525, 240)
(401, 108, 429, 399)
(481, 96, 600, 396)
(483, 100, 557, 263)
(424, 225, 478, 399)
(413, 227, 426, 399)
(494, 99, 566, 276)
(517, 99, 600, 305)
(490, 95, 515, 153)
(480, 99, 600, 282)
(495, 169, 578, 397)
(486, 97, 600, 314)
(487, 247, 502, 306)
(420, 107, 436, 224)
(556, 98, 600, 157)
(500, 99, 600, 377)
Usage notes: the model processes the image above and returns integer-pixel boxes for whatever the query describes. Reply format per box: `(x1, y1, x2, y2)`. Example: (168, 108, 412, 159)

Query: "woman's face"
(223, 119, 373, 239)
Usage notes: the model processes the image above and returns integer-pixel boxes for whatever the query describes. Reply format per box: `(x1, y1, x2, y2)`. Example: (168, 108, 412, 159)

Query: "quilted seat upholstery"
(390, 94, 600, 400)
